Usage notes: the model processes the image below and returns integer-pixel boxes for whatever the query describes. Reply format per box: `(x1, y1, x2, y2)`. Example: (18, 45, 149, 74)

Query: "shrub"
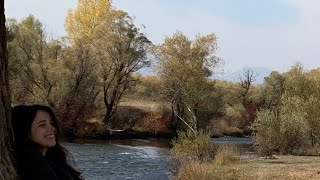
(171, 131, 241, 180)
(171, 130, 215, 162)
(251, 110, 279, 156)
(139, 112, 170, 134)
(75, 121, 107, 138)
(210, 118, 230, 137)
(225, 104, 244, 120)
(213, 145, 239, 166)
(252, 96, 309, 155)
(303, 146, 320, 156)
(110, 107, 147, 130)
(223, 127, 244, 137)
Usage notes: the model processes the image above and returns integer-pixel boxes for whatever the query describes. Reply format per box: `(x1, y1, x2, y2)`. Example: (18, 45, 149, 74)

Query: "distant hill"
(214, 67, 273, 84)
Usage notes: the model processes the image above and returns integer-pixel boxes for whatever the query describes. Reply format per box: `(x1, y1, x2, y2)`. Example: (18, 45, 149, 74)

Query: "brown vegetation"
(175, 152, 320, 180)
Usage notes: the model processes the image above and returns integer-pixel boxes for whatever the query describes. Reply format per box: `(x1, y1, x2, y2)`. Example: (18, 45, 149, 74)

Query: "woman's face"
(29, 110, 56, 154)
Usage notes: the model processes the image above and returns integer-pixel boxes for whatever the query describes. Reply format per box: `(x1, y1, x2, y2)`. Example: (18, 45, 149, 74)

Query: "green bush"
(252, 110, 280, 155)
(252, 96, 309, 155)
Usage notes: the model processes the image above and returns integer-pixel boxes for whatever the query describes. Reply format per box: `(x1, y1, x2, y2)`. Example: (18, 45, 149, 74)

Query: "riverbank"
(176, 155, 320, 180)
(63, 129, 178, 141)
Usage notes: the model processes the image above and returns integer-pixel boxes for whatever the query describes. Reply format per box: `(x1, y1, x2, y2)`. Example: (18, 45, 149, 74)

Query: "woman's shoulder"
(18, 149, 77, 180)
(18, 150, 60, 180)
(18, 150, 44, 164)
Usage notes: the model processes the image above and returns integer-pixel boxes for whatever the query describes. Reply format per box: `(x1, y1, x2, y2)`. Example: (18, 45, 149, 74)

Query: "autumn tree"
(0, 0, 18, 178)
(254, 63, 320, 154)
(154, 32, 221, 132)
(98, 15, 151, 125)
(305, 68, 320, 146)
(8, 15, 64, 106)
(283, 63, 320, 146)
(65, 0, 119, 45)
(236, 68, 260, 127)
(260, 71, 285, 109)
(65, 0, 151, 126)
(283, 63, 316, 99)
(7, 16, 94, 135)
(57, 41, 101, 135)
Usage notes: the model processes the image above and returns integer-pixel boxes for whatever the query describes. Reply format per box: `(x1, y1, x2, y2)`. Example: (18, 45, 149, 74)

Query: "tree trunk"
(103, 104, 113, 125)
(0, 0, 18, 179)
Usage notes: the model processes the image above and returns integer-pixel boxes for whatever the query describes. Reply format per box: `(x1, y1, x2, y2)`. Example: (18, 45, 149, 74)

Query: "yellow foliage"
(65, 0, 126, 45)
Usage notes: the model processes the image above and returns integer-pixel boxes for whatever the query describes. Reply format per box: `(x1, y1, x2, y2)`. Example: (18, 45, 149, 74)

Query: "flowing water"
(64, 139, 171, 180)
(64, 137, 254, 180)
(211, 137, 255, 158)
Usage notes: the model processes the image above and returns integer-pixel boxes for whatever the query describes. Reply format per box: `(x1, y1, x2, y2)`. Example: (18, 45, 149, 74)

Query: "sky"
(5, 0, 320, 74)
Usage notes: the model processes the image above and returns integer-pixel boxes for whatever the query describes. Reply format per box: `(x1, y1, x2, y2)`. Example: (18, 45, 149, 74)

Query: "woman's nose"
(48, 124, 55, 132)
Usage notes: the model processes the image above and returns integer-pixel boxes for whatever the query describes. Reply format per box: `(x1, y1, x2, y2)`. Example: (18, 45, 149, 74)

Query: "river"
(64, 139, 171, 180)
(64, 137, 254, 180)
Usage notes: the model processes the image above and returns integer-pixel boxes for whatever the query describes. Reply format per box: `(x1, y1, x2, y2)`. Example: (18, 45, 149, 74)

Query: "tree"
(261, 71, 285, 109)
(253, 96, 309, 155)
(98, 15, 151, 125)
(0, 0, 18, 178)
(237, 68, 258, 105)
(283, 63, 315, 99)
(254, 63, 320, 154)
(283, 63, 320, 146)
(57, 41, 100, 136)
(65, 0, 151, 126)
(154, 32, 221, 132)
(237, 68, 260, 127)
(8, 16, 63, 106)
(65, 0, 119, 45)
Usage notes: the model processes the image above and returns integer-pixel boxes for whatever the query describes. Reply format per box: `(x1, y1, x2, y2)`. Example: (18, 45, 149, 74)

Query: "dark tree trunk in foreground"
(0, 0, 18, 179)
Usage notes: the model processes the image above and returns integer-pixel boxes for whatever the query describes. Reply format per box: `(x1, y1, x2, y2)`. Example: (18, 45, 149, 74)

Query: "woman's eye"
(39, 124, 46, 127)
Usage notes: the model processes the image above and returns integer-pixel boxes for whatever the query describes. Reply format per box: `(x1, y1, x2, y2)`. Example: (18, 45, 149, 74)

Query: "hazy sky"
(5, 0, 320, 73)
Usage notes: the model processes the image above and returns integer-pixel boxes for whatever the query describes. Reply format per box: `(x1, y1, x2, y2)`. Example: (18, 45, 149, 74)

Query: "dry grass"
(175, 155, 320, 180)
(119, 97, 169, 112)
(230, 155, 320, 180)
(174, 144, 241, 180)
(213, 144, 240, 166)
(174, 161, 216, 180)
(174, 161, 241, 180)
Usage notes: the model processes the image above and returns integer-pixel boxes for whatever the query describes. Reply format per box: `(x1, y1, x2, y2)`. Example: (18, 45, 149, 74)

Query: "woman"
(12, 104, 83, 180)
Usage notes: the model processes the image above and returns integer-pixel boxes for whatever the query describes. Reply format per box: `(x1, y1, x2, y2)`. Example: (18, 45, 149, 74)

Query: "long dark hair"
(11, 104, 83, 180)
